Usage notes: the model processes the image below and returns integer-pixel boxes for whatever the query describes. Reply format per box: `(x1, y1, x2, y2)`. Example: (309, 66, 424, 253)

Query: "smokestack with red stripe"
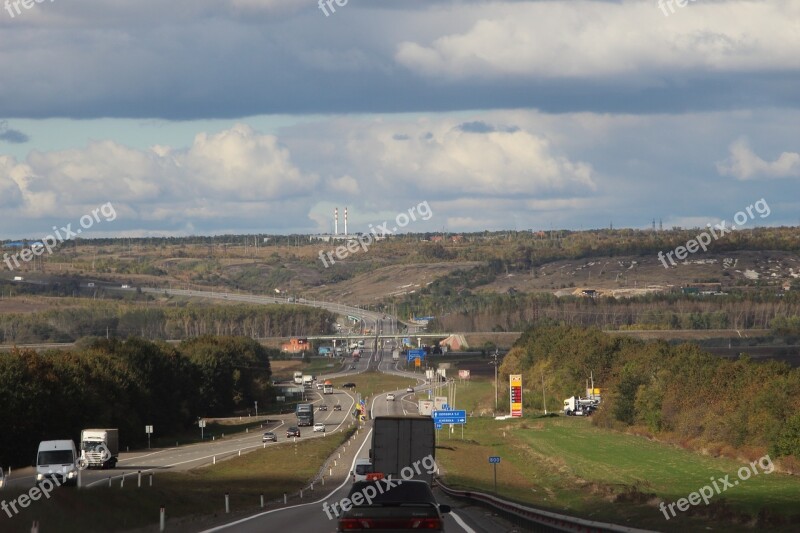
(344, 207, 348, 236)
(334, 208, 339, 235)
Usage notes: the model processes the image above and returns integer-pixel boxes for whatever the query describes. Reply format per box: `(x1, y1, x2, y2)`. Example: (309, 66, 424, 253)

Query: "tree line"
(499, 325, 800, 465)
(0, 336, 275, 466)
(0, 303, 335, 344)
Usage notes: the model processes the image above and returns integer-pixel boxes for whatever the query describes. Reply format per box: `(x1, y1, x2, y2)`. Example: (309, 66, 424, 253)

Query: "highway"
(1, 355, 366, 491)
(195, 345, 517, 533)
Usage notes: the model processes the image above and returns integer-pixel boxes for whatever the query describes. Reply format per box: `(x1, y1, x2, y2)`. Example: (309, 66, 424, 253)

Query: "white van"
(351, 458, 373, 483)
(36, 440, 78, 486)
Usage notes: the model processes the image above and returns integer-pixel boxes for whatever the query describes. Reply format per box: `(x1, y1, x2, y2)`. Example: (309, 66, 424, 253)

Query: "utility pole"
(542, 371, 547, 415)
(489, 349, 500, 410)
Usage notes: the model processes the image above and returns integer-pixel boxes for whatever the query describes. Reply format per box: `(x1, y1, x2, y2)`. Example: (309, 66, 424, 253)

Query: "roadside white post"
(159, 506, 165, 532)
(108, 476, 112, 488)
(225, 492, 230, 513)
(138, 471, 142, 488)
(121, 473, 126, 488)
(260, 494, 265, 508)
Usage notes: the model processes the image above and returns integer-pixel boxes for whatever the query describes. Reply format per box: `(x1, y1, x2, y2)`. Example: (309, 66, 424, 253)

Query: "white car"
(313, 423, 326, 432)
(386, 393, 395, 401)
(406, 387, 414, 393)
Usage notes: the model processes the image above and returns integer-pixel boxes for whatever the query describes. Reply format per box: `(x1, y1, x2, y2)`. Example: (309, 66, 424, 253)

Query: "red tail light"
(339, 518, 443, 530)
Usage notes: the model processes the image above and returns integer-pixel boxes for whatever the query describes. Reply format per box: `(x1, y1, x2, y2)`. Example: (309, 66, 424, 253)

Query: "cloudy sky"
(1, 0, 799, 238)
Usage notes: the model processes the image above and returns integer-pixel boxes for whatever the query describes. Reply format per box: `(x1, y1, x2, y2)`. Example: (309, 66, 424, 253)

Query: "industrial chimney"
(334, 208, 339, 235)
(344, 207, 348, 236)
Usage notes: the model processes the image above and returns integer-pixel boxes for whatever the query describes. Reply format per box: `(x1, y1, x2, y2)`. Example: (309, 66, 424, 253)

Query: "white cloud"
(717, 138, 800, 180)
(396, 1, 800, 79)
(0, 124, 316, 224)
(345, 119, 595, 197)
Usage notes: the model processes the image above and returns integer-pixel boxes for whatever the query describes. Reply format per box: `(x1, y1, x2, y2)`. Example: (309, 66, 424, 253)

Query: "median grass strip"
(329, 371, 417, 402)
(0, 427, 356, 533)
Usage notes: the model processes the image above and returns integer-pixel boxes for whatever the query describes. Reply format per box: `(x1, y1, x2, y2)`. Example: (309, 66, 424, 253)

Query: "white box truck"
(80, 428, 119, 468)
(303, 374, 313, 387)
(36, 440, 79, 486)
(370, 416, 436, 485)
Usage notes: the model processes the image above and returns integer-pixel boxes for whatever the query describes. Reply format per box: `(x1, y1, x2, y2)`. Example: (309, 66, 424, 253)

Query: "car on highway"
(351, 458, 373, 483)
(262, 431, 277, 443)
(337, 479, 450, 532)
(319, 404, 328, 411)
(343, 382, 356, 389)
(406, 386, 414, 393)
(313, 423, 326, 432)
(286, 426, 301, 438)
(386, 393, 395, 401)
(333, 404, 342, 411)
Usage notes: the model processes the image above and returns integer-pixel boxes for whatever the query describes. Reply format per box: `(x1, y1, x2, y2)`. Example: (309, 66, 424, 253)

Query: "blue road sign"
(435, 423, 443, 430)
(442, 404, 450, 410)
(432, 410, 466, 424)
(489, 456, 501, 464)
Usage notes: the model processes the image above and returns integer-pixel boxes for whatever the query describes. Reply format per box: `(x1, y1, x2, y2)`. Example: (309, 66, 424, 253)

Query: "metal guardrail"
(436, 479, 656, 533)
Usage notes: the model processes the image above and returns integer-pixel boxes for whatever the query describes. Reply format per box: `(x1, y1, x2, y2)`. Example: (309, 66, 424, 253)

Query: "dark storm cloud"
(0, 121, 29, 144)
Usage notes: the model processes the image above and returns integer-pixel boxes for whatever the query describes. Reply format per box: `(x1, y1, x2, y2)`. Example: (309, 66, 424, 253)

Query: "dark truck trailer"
(296, 403, 314, 426)
(370, 416, 436, 485)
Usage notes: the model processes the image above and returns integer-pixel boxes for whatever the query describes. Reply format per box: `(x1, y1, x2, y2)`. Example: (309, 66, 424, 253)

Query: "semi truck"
(303, 374, 314, 387)
(80, 428, 119, 469)
(323, 380, 333, 394)
(296, 403, 314, 426)
(370, 416, 436, 485)
(563, 396, 599, 416)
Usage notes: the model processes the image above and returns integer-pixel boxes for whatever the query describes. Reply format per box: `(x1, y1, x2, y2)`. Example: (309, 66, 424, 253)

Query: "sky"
(1, 0, 799, 239)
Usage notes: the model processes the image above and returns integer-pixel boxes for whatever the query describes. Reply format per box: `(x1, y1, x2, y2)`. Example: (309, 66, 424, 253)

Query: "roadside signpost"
(199, 419, 206, 440)
(432, 410, 466, 424)
(145, 425, 153, 449)
(489, 456, 501, 492)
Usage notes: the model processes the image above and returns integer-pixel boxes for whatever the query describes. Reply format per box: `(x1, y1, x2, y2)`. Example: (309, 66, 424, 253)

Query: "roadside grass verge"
(437, 416, 800, 532)
(1, 427, 356, 533)
(436, 376, 800, 530)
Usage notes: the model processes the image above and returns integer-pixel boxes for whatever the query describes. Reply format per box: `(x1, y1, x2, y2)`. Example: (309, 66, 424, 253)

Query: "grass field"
(435, 376, 800, 532)
(1, 426, 356, 533)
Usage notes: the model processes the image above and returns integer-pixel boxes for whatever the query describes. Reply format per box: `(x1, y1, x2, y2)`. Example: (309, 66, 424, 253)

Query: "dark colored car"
(319, 404, 328, 411)
(286, 426, 301, 438)
(337, 479, 450, 532)
(333, 404, 342, 411)
(343, 382, 356, 389)
(262, 431, 277, 442)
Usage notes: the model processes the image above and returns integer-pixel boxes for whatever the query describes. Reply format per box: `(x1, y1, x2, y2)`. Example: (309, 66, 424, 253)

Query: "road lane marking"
(449, 510, 478, 533)
(198, 429, 374, 532)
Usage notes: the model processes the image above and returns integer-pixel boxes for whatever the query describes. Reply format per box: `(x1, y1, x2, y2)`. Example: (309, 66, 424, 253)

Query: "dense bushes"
(0, 336, 274, 466)
(499, 325, 800, 460)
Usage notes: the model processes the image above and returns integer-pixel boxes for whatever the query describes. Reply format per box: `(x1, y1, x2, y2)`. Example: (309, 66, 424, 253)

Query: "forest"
(0, 302, 335, 343)
(499, 325, 800, 466)
(0, 336, 275, 466)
